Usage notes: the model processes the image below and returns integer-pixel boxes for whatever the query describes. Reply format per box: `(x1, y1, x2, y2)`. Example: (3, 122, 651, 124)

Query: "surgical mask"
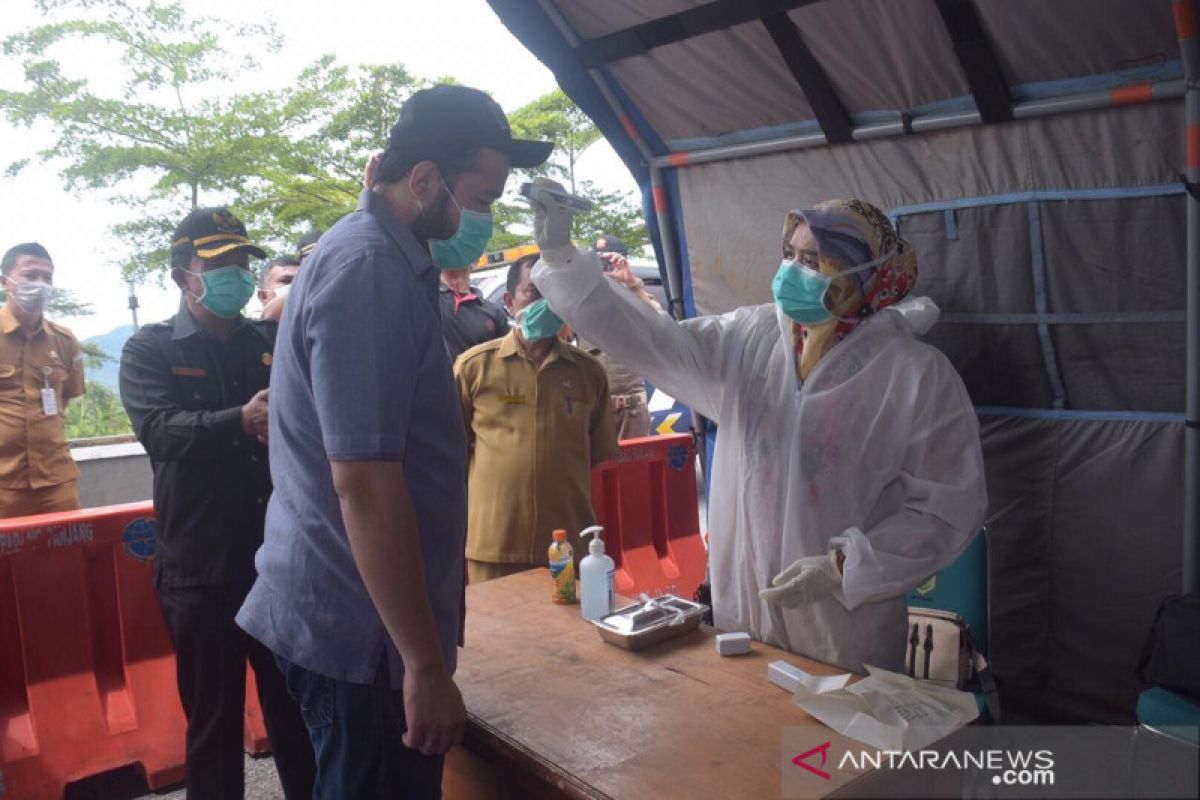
(187, 265, 256, 319)
(270, 283, 291, 301)
(5, 279, 54, 313)
(771, 251, 893, 325)
(428, 186, 493, 270)
(518, 299, 563, 341)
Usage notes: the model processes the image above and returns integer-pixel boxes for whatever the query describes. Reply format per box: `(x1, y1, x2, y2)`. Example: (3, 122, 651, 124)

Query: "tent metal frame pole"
(648, 166, 685, 319)
(535, 0, 688, 320)
(651, 80, 1185, 169)
(1176, 0, 1200, 594)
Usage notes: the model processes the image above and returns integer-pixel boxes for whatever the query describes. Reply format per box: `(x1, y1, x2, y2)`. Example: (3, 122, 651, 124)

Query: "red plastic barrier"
(243, 671, 271, 756)
(590, 434, 708, 600)
(0, 503, 270, 798)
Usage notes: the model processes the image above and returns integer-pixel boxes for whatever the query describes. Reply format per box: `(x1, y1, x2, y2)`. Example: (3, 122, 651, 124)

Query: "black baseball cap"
(296, 229, 324, 258)
(171, 207, 266, 260)
(593, 234, 629, 256)
(388, 84, 552, 169)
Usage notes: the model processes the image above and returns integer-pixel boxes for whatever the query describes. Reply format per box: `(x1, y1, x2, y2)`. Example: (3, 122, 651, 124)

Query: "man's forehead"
(518, 261, 537, 284)
(14, 255, 53, 272)
(268, 263, 299, 280)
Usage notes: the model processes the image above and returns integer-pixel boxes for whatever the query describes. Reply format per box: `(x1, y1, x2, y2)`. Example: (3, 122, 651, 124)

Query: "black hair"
(2, 243, 52, 276)
(506, 253, 539, 296)
(261, 255, 300, 289)
(375, 147, 482, 189)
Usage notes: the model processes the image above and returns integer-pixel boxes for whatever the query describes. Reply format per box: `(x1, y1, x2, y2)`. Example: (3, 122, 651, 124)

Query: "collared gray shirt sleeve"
(306, 249, 425, 461)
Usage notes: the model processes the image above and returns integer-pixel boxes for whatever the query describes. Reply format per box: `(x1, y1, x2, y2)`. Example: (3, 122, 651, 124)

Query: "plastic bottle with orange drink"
(548, 529, 577, 604)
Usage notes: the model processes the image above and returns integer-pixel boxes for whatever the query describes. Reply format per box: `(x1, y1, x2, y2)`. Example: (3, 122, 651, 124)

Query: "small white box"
(714, 632, 752, 656)
(768, 660, 807, 692)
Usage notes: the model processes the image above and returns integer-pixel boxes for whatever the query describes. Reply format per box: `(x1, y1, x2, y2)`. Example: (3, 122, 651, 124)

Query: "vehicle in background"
(470, 267, 512, 312)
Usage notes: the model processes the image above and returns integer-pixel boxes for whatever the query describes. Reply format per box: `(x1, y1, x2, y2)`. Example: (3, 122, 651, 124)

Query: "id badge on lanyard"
(40, 366, 58, 416)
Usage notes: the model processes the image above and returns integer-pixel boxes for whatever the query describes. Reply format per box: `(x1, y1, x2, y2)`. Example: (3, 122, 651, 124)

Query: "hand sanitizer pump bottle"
(579, 525, 615, 621)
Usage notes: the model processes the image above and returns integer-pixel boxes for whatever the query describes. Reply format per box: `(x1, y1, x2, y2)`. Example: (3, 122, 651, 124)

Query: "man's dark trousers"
(157, 579, 315, 799)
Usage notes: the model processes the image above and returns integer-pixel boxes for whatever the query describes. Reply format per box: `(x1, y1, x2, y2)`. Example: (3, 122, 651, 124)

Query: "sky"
(0, 0, 637, 339)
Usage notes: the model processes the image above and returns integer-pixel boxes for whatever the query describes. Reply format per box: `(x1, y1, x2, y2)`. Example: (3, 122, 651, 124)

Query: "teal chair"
(1137, 687, 1200, 744)
(906, 529, 997, 720)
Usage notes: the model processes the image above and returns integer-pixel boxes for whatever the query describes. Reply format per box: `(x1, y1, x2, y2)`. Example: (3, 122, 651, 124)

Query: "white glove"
(759, 552, 843, 609)
(528, 177, 578, 266)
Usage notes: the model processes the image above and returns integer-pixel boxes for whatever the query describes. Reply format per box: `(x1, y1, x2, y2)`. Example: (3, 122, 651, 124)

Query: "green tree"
(571, 180, 649, 255)
(488, 89, 648, 255)
(0, 0, 328, 282)
(240, 61, 429, 245)
(80, 340, 111, 369)
(508, 89, 602, 194)
(65, 380, 132, 439)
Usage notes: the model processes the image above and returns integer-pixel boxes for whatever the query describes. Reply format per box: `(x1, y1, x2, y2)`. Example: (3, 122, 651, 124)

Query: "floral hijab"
(783, 199, 919, 380)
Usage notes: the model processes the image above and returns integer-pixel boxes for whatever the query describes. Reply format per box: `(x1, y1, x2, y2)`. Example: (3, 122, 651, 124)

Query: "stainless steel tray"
(592, 595, 709, 651)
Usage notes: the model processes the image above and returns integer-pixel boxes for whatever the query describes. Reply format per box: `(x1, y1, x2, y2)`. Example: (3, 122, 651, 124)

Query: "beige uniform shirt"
(0, 305, 85, 489)
(455, 331, 619, 564)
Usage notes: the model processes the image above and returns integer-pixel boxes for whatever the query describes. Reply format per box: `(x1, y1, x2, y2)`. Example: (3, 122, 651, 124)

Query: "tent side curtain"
(676, 111, 1187, 413)
(676, 102, 1183, 315)
(981, 415, 1183, 724)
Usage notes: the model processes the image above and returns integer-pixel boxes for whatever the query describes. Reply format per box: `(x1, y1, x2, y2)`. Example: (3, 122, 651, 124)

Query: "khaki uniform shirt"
(455, 331, 619, 564)
(0, 305, 85, 489)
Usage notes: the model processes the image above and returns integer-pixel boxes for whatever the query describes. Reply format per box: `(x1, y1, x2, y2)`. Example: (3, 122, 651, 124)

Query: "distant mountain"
(82, 325, 134, 393)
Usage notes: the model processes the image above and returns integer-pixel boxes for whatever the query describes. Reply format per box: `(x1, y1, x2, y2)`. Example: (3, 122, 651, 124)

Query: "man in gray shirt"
(237, 84, 550, 797)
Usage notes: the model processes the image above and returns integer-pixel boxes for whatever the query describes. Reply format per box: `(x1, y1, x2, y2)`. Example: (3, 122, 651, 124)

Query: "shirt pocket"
(0, 364, 18, 404)
(172, 370, 221, 411)
(28, 360, 69, 393)
(554, 386, 593, 442)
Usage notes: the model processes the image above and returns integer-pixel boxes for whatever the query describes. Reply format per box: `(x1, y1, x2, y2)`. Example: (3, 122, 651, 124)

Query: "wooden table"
(445, 570, 873, 800)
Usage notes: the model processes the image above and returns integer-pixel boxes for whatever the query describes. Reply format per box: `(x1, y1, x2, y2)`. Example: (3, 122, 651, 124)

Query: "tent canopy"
(556, 0, 1177, 151)
(489, 0, 1193, 724)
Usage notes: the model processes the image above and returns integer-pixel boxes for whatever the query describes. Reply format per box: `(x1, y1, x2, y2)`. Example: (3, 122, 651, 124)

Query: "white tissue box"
(714, 632, 752, 656)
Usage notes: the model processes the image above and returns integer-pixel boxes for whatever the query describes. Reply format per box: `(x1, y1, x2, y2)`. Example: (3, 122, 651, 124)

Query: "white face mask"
(271, 283, 291, 301)
(6, 278, 54, 313)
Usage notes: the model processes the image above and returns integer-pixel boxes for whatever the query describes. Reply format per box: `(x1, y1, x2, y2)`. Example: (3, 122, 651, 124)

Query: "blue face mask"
(519, 299, 563, 341)
(189, 264, 256, 319)
(771, 252, 892, 325)
(428, 186, 493, 270)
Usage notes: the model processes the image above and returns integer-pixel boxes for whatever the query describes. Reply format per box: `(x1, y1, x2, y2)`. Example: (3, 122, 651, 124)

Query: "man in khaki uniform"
(455, 254, 619, 583)
(0, 243, 85, 518)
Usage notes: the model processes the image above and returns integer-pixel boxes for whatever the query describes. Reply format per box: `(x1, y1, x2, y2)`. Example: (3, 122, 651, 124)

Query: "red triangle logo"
(792, 741, 833, 780)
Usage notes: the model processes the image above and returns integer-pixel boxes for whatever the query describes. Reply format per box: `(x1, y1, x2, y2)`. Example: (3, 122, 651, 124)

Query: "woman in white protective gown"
(531, 186, 987, 673)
